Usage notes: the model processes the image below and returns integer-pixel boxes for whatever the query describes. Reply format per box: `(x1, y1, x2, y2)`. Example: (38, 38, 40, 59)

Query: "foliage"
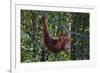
(71, 12, 89, 60)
